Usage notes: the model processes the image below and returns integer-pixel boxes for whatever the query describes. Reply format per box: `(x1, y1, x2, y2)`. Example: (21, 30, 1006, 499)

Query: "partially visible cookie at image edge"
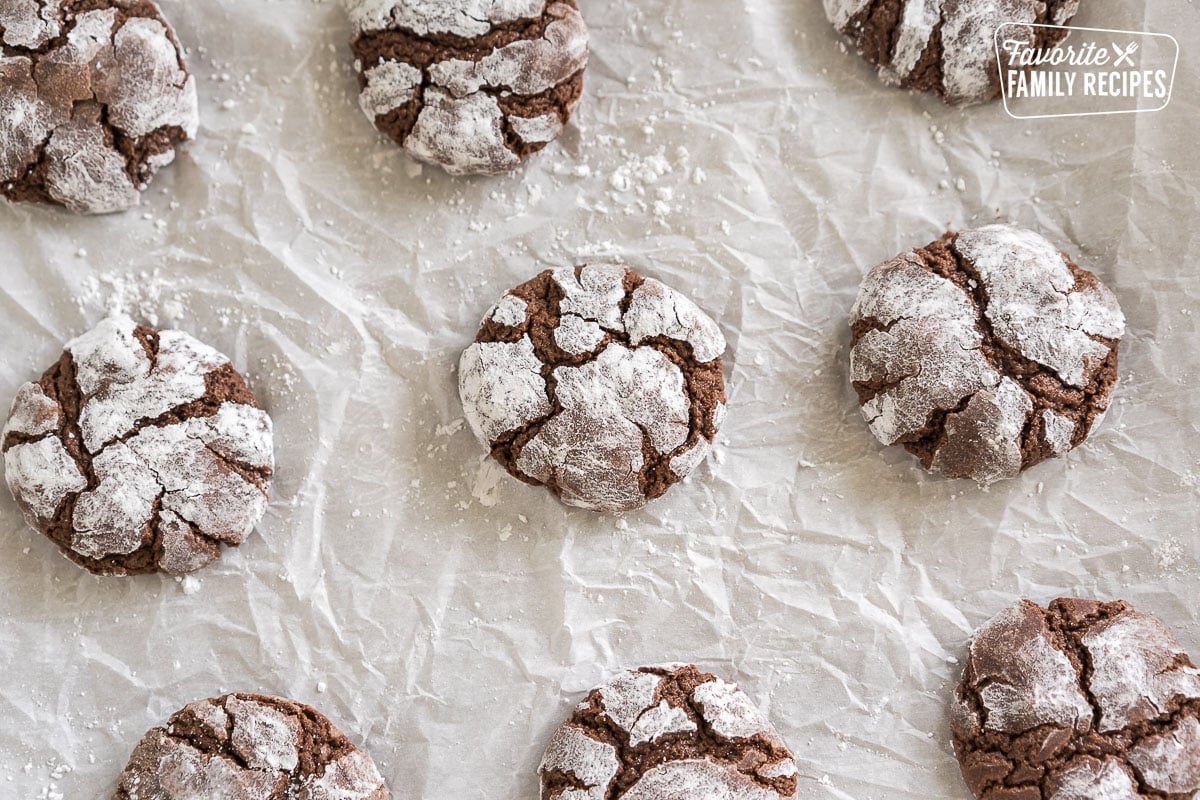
(2, 314, 273, 576)
(849, 224, 1125, 485)
(459, 264, 727, 513)
(114, 692, 389, 800)
(0, 0, 199, 214)
(823, 0, 1081, 105)
(953, 598, 1200, 799)
(540, 663, 798, 800)
(344, 0, 588, 176)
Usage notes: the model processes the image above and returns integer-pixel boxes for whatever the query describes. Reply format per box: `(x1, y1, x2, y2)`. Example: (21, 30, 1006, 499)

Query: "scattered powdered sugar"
(459, 335, 553, 442)
(1128, 716, 1200, 794)
(539, 724, 620, 800)
(956, 225, 1126, 387)
(969, 601, 1092, 734)
(1081, 607, 1200, 732)
(620, 759, 782, 800)
(1047, 758, 1139, 800)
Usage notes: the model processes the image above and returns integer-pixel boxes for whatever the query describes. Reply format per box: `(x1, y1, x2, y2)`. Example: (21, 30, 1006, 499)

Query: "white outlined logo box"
(995, 24, 1179, 119)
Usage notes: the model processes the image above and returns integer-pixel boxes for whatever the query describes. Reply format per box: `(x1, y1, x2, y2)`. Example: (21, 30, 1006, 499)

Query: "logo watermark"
(996, 24, 1178, 119)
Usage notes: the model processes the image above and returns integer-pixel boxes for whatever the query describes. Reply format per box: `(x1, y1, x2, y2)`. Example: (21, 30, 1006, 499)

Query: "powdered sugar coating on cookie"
(1046, 759, 1139, 800)
(621, 760, 784, 800)
(346, 0, 547, 37)
(347, 0, 587, 175)
(0, 0, 198, 214)
(953, 598, 1200, 800)
(850, 225, 1124, 485)
(1, 315, 274, 576)
(1081, 607, 1200, 732)
(540, 665, 797, 800)
(114, 693, 389, 800)
(459, 264, 727, 512)
(958, 601, 1091, 737)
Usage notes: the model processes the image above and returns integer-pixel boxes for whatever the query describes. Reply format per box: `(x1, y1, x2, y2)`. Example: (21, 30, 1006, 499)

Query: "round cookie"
(539, 664, 798, 800)
(459, 264, 727, 513)
(345, 0, 588, 176)
(848, 224, 1124, 485)
(0, 0, 198, 214)
(953, 598, 1200, 799)
(823, 0, 1080, 105)
(2, 314, 273, 576)
(114, 693, 389, 800)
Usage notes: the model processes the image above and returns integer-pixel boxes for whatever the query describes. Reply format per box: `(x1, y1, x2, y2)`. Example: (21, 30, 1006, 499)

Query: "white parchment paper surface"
(1, 0, 1199, 797)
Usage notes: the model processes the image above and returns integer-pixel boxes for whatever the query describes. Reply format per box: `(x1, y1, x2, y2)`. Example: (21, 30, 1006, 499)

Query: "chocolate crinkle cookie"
(345, 0, 587, 176)
(824, 0, 1080, 105)
(459, 264, 727, 513)
(114, 693, 389, 800)
(2, 314, 273, 576)
(0, 0, 198, 214)
(953, 599, 1200, 799)
(540, 664, 798, 800)
(849, 224, 1125, 485)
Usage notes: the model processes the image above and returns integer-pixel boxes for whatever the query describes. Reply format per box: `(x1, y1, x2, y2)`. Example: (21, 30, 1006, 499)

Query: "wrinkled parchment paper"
(2, 1, 1199, 797)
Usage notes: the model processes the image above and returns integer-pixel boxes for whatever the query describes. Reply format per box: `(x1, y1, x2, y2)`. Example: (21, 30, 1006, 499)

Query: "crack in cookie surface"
(540, 664, 798, 800)
(952, 599, 1200, 800)
(346, 0, 587, 175)
(459, 264, 726, 512)
(113, 692, 390, 800)
(0, 0, 198, 213)
(1, 315, 274, 575)
(848, 224, 1123, 485)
